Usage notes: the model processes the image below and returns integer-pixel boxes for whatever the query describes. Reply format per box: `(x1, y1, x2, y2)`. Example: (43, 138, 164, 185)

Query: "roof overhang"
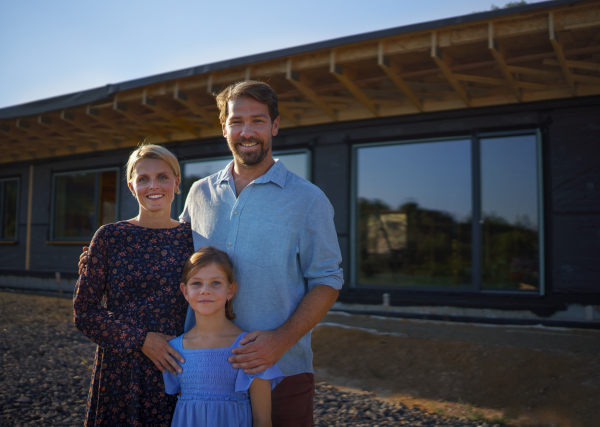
(1, 0, 599, 164)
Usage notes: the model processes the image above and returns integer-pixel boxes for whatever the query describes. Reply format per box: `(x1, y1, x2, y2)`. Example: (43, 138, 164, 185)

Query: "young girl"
(163, 246, 284, 427)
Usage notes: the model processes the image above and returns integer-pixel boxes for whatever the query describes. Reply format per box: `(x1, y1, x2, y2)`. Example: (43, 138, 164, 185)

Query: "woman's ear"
(127, 180, 136, 198)
(175, 176, 181, 195)
(180, 282, 188, 299)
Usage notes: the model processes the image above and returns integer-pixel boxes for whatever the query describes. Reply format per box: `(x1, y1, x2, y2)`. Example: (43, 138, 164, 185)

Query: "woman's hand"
(142, 332, 185, 375)
(78, 246, 89, 275)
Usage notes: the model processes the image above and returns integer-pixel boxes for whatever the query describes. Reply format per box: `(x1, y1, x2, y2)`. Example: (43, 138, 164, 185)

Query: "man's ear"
(271, 115, 280, 137)
(222, 121, 228, 139)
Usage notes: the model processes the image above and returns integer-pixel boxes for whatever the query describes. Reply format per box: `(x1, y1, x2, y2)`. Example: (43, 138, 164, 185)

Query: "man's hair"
(215, 80, 279, 124)
(181, 246, 237, 320)
(126, 144, 181, 194)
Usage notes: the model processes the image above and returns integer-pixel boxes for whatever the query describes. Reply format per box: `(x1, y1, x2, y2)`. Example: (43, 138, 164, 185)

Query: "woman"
(74, 144, 195, 426)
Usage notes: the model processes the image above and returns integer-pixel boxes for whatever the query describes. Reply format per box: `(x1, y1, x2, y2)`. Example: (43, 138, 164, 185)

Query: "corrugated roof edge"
(0, 0, 581, 120)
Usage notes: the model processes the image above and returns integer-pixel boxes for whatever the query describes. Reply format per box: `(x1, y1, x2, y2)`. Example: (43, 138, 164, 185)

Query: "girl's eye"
(212, 281, 221, 286)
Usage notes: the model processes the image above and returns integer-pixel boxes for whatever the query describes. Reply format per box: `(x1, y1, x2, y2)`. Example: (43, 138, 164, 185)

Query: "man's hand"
(228, 330, 290, 375)
(78, 246, 89, 275)
(142, 332, 185, 375)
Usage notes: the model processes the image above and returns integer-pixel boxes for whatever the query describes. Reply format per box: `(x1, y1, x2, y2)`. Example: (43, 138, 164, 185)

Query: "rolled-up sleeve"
(298, 193, 344, 291)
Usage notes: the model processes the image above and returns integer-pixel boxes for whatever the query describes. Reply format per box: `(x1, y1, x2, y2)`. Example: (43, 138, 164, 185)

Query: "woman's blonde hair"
(182, 247, 237, 320)
(126, 144, 181, 193)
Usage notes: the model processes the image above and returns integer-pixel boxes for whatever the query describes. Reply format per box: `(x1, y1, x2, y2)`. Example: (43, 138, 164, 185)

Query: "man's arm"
(229, 284, 339, 374)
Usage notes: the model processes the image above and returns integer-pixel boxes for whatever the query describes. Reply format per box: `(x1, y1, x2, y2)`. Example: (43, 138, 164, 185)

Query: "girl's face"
(128, 158, 180, 214)
(180, 263, 236, 318)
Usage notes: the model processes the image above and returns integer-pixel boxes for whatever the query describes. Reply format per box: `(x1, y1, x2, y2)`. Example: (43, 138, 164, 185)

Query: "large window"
(353, 132, 542, 293)
(180, 151, 311, 206)
(0, 178, 19, 241)
(52, 169, 118, 240)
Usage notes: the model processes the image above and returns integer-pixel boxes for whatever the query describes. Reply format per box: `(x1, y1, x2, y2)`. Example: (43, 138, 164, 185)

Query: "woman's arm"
(73, 226, 147, 354)
(249, 378, 272, 427)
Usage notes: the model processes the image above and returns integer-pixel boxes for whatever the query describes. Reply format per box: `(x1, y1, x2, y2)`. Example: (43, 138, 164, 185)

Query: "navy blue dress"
(74, 221, 194, 427)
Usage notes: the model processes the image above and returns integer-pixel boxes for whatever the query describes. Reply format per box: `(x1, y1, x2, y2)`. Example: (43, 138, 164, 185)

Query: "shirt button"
(234, 211, 238, 215)
(228, 242, 232, 246)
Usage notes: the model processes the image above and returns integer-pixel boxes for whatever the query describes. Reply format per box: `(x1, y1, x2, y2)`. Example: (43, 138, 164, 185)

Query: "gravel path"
(0, 291, 493, 427)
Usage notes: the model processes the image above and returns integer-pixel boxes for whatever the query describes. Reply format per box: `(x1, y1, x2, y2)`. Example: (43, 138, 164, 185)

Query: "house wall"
(1, 96, 599, 315)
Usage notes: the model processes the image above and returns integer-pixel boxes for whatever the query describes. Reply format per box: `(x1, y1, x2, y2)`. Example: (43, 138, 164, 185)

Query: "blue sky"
(0, 0, 546, 109)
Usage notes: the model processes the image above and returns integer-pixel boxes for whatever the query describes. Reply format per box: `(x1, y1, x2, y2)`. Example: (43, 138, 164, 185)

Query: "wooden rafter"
(142, 89, 201, 138)
(488, 23, 522, 102)
(543, 58, 600, 72)
(454, 74, 547, 91)
(173, 82, 216, 124)
(286, 60, 337, 120)
(549, 12, 576, 96)
(60, 111, 121, 148)
(113, 97, 171, 141)
(330, 52, 379, 116)
(430, 32, 471, 107)
(37, 116, 91, 148)
(277, 103, 300, 126)
(86, 105, 141, 143)
(377, 43, 423, 112)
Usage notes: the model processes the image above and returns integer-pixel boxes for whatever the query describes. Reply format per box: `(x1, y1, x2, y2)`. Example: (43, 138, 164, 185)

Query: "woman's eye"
(138, 177, 147, 183)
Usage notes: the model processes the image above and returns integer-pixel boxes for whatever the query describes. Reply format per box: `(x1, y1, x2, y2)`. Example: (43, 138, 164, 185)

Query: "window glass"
(182, 152, 310, 202)
(1, 179, 19, 240)
(53, 169, 118, 239)
(356, 140, 472, 287)
(480, 135, 539, 290)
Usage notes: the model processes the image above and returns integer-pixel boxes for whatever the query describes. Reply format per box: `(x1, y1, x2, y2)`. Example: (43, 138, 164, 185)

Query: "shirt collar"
(217, 159, 288, 189)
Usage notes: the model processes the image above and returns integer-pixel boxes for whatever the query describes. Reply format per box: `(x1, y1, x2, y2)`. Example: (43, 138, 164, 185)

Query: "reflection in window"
(182, 152, 310, 201)
(53, 169, 117, 239)
(0, 178, 19, 240)
(481, 135, 539, 291)
(356, 140, 472, 287)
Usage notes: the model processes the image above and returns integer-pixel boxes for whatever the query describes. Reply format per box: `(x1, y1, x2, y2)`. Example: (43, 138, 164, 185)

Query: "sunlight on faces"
(128, 158, 180, 214)
(180, 263, 237, 318)
(222, 96, 279, 167)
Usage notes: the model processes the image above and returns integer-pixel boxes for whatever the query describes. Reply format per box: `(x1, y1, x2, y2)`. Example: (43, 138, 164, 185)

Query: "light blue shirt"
(180, 160, 344, 376)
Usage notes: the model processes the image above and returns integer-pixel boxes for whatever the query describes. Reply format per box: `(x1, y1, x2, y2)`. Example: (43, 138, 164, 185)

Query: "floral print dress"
(74, 221, 194, 427)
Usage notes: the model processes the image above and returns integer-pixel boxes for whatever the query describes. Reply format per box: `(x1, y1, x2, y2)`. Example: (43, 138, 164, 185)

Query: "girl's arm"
(73, 226, 147, 354)
(249, 378, 273, 427)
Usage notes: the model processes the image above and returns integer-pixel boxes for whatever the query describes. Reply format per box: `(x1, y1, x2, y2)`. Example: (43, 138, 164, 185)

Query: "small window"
(0, 178, 19, 241)
(51, 169, 118, 240)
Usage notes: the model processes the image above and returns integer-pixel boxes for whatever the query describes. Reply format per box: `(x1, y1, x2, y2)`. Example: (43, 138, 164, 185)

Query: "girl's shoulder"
(168, 334, 185, 352)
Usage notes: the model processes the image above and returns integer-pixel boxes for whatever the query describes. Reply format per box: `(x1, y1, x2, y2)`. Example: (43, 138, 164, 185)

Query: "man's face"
(222, 96, 279, 167)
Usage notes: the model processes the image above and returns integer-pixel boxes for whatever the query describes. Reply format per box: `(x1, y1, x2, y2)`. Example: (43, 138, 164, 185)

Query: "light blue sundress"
(163, 332, 284, 427)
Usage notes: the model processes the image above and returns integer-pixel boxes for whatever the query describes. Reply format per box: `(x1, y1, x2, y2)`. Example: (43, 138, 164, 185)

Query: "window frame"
(176, 149, 313, 215)
(350, 130, 544, 295)
(0, 177, 20, 242)
(50, 167, 120, 242)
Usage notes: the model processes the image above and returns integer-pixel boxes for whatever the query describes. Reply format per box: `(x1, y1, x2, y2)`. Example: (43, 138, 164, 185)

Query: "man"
(182, 81, 343, 425)
(81, 81, 343, 426)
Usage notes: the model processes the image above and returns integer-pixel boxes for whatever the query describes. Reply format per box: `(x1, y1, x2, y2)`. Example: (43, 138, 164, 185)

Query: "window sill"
(0, 241, 18, 245)
(46, 241, 91, 246)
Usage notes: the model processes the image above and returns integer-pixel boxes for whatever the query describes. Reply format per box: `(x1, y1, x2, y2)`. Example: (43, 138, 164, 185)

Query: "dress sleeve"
(234, 364, 285, 396)
(73, 225, 148, 353)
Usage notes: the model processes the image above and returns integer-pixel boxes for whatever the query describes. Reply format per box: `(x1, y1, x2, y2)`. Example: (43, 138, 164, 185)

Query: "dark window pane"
(98, 171, 117, 226)
(480, 135, 539, 291)
(2, 180, 18, 239)
(356, 140, 472, 287)
(54, 172, 96, 238)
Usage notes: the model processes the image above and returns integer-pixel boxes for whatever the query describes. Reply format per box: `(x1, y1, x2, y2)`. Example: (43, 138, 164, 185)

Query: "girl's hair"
(182, 246, 237, 320)
(126, 144, 181, 193)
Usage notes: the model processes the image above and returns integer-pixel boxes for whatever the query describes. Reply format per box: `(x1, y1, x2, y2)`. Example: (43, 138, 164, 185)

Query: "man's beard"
(229, 136, 270, 166)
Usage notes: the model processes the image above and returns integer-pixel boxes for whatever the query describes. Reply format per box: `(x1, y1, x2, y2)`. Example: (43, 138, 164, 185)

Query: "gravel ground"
(0, 291, 493, 427)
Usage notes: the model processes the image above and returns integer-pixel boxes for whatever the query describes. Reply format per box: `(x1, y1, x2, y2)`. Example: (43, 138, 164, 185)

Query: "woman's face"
(128, 158, 180, 214)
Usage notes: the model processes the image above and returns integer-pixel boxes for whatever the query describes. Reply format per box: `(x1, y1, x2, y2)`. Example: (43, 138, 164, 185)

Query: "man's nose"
(239, 122, 254, 137)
